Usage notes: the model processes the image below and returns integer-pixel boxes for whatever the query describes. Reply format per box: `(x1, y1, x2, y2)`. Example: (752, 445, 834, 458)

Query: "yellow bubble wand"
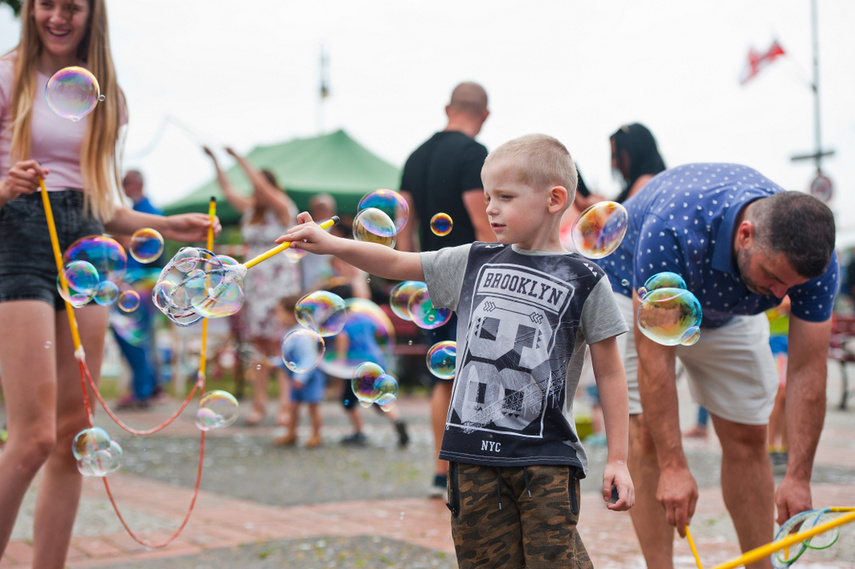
(685, 506, 855, 569)
(39, 179, 218, 547)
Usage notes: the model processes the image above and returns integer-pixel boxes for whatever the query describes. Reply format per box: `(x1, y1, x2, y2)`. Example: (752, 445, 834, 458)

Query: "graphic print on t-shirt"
(449, 262, 574, 437)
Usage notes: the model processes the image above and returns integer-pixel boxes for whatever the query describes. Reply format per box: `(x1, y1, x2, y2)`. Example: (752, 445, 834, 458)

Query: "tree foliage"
(0, 0, 23, 17)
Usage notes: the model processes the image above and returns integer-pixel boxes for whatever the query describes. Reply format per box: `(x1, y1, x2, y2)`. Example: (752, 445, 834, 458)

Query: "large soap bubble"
(357, 189, 409, 234)
(636, 272, 702, 346)
(570, 201, 628, 259)
(295, 290, 347, 337)
(45, 66, 104, 121)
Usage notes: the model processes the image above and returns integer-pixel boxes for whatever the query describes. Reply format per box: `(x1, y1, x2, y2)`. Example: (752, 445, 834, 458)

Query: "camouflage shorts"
(448, 462, 593, 569)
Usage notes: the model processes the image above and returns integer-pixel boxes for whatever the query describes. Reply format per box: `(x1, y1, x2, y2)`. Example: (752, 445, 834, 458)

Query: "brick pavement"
(2, 368, 855, 568)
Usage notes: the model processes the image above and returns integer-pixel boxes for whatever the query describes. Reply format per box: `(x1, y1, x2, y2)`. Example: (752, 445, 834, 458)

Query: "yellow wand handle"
(685, 527, 704, 569)
(197, 197, 217, 381)
(243, 216, 338, 269)
(39, 179, 83, 352)
(710, 509, 855, 569)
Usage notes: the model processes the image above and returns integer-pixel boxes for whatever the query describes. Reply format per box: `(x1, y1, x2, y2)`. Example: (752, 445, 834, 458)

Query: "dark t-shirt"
(399, 131, 488, 251)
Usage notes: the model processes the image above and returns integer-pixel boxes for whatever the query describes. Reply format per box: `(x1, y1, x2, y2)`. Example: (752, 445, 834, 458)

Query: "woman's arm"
(203, 146, 254, 215)
(105, 206, 221, 243)
(227, 148, 294, 225)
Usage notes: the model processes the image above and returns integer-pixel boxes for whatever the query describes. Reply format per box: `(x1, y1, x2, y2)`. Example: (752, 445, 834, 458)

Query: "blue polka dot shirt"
(602, 163, 839, 328)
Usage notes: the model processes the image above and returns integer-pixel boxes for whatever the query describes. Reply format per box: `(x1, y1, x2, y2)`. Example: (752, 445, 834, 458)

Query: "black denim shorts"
(0, 191, 104, 310)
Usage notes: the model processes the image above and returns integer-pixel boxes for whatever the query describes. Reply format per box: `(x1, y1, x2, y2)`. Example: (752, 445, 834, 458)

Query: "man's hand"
(657, 465, 699, 537)
(775, 475, 813, 526)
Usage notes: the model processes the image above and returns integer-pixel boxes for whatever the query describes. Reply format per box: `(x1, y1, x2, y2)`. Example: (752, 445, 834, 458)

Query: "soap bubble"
(570, 201, 628, 259)
(63, 235, 126, 284)
(358, 189, 409, 234)
(295, 290, 347, 337)
(372, 373, 399, 407)
(636, 283, 702, 347)
(353, 207, 397, 248)
(280, 328, 325, 373)
(644, 271, 687, 291)
(93, 280, 119, 306)
(195, 390, 240, 431)
(407, 286, 451, 330)
(57, 260, 100, 307)
(430, 212, 453, 237)
(129, 228, 164, 264)
(319, 298, 395, 379)
(45, 66, 104, 121)
(351, 362, 385, 404)
(389, 280, 425, 321)
(117, 290, 140, 312)
(283, 247, 308, 263)
(426, 341, 457, 379)
(72, 426, 122, 477)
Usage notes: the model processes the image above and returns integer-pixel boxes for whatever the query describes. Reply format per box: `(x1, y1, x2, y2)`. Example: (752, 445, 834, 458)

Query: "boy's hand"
(277, 212, 339, 255)
(603, 460, 635, 511)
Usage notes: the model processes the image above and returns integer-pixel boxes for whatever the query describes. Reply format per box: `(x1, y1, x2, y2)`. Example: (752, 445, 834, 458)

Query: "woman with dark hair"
(610, 123, 666, 203)
(204, 146, 301, 427)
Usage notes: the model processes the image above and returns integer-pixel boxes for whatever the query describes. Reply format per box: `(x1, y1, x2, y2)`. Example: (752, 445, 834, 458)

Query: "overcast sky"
(2, 0, 855, 236)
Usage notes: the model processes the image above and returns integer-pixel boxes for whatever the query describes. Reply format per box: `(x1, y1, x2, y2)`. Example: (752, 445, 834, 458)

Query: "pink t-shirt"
(0, 54, 122, 192)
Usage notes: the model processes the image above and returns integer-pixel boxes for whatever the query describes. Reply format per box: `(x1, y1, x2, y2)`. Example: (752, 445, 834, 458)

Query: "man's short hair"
(483, 134, 578, 203)
(448, 82, 488, 116)
(751, 191, 835, 278)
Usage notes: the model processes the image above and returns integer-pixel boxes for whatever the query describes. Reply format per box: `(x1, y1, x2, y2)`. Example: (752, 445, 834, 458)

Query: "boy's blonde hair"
(6, 0, 125, 222)
(483, 134, 577, 206)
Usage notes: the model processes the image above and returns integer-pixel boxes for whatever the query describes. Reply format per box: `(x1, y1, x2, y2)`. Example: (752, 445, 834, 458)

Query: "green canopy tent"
(163, 129, 402, 226)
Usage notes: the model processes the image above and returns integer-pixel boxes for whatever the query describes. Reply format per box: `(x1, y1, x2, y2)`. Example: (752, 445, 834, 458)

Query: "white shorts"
(615, 294, 778, 425)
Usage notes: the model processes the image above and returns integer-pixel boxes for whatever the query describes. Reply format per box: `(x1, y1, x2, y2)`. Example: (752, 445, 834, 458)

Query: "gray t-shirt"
(421, 243, 627, 475)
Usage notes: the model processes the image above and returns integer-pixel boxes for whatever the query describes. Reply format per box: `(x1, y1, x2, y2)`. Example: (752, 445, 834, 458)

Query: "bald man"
(398, 81, 494, 498)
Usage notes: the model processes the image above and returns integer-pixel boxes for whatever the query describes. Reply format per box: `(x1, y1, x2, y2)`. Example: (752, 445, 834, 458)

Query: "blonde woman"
(0, 1, 219, 566)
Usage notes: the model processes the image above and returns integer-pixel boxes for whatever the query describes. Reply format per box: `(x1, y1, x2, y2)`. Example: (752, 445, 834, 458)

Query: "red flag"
(739, 40, 786, 85)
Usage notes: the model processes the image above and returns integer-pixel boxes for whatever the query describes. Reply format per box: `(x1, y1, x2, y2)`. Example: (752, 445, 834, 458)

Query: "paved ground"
(3, 365, 855, 569)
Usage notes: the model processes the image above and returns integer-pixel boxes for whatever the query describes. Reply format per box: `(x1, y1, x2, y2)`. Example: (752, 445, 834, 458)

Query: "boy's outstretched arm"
(589, 336, 635, 511)
(279, 212, 425, 283)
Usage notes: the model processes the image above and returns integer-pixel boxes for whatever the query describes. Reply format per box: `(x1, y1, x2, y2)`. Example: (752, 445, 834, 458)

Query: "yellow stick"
(197, 197, 216, 380)
(710, 509, 855, 569)
(243, 216, 338, 269)
(39, 179, 83, 351)
(685, 526, 704, 569)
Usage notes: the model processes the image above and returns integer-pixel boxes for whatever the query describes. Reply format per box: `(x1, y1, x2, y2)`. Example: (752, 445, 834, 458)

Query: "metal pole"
(811, 0, 822, 172)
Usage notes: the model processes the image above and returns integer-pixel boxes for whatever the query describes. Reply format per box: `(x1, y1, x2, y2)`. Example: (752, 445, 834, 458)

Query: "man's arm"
(776, 315, 829, 524)
(280, 213, 425, 283)
(462, 189, 495, 242)
(632, 292, 697, 536)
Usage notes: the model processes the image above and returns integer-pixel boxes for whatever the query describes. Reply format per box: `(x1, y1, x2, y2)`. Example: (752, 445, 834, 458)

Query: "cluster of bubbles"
(280, 290, 347, 372)
(426, 340, 456, 379)
(772, 508, 839, 568)
(195, 390, 240, 431)
(635, 272, 702, 346)
(59, 231, 164, 312)
(152, 247, 245, 327)
(45, 66, 105, 122)
(352, 189, 408, 248)
(350, 361, 399, 410)
(72, 427, 123, 477)
(570, 201, 629, 259)
(389, 280, 451, 330)
(319, 298, 396, 379)
(430, 212, 453, 237)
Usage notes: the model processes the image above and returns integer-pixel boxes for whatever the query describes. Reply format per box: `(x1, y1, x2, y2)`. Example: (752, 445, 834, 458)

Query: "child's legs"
(307, 403, 322, 436)
(518, 465, 592, 569)
(449, 462, 524, 569)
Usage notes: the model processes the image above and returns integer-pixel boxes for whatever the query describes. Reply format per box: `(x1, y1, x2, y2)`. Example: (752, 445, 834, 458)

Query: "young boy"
(272, 295, 326, 448)
(281, 134, 634, 567)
